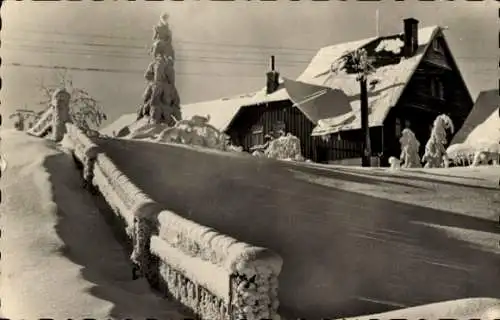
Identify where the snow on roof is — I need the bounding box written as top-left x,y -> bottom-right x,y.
297,26 -> 440,136
450,89 -> 499,145
447,108 -> 500,155
181,84 -> 289,131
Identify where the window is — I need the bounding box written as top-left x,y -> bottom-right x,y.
431,78 -> 445,99
432,39 -> 444,53
395,117 -> 402,137
251,124 -> 264,147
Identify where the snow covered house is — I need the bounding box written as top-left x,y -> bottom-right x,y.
182,18 -> 473,165
294,18 -> 474,165
181,56 -> 323,160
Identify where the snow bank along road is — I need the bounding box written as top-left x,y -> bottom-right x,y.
0,130 -> 189,319
94,137 -> 500,319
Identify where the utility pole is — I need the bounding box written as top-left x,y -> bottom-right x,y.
354,49 -> 372,167
360,76 -> 371,167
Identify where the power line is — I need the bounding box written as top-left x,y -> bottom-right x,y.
8,29 -> 319,53
8,28 -> 498,60
1,44 -> 312,66
4,62 -> 270,78
4,61 -> 495,80
2,37 -> 496,63
2,36 -> 316,57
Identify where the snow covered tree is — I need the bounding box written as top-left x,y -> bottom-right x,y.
137,13 -> 181,126
422,114 -> 454,168
399,128 -> 422,168
11,70 -> 107,133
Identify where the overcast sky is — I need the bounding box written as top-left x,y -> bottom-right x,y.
1,1 -> 497,128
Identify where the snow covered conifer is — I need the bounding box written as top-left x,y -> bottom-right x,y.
138,13 -> 181,126
422,114 -> 454,168
399,128 -> 421,168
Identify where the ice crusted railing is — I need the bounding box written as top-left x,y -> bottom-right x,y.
65,123 -> 100,185
27,107 -> 54,137
64,125 -> 284,320
150,210 -> 283,320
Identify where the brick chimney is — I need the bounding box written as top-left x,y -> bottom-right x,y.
266,55 -> 280,94
403,18 -> 419,57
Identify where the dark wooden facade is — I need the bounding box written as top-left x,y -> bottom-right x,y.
226,100 -> 317,160
226,30 -> 473,166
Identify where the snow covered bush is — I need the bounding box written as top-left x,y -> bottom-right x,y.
388,156 -> 401,170
156,115 -> 239,151
263,133 -> 305,162
422,114 -> 454,168
472,150 -> 500,166
399,128 -> 422,168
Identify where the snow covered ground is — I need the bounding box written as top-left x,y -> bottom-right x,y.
290,162 -> 500,221
346,298 -> 500,320
1,130 -> 499,319
0,130 -> 188,319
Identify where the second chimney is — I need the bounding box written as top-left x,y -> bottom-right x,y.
266,55 -> 280,94
403,18 -> 419,57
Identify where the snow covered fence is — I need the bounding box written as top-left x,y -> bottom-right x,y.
151,210 -> 283,320
65,123 -> 100,184
67,128 -> 283,320
26,107 -> 53,138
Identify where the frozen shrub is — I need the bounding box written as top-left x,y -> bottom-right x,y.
264,133 -> 305,161
422,114 -> 454,168
399,128 -> 421,168
154,115 -> 243,152
388,156 -> 401,170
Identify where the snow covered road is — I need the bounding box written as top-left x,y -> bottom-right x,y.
95,137 -> 500,319
0,131 -> 188,319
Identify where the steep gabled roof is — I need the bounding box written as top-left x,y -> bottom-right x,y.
302,26 -> 441,136
180,24 -> 470,137
181,81 -> 289,131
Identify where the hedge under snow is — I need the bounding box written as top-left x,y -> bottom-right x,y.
256,133 -> 305,161
122,115 -> 243,152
